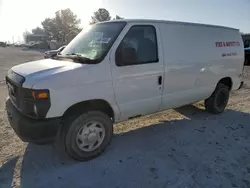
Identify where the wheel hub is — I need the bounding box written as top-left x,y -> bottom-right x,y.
76,121 -> 105,152
87,132 -> 97,143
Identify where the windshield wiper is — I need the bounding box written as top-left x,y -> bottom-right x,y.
66,53 -> 82,56
61,53 -> 94,64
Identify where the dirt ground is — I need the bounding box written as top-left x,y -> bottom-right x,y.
0,48 -> 250,188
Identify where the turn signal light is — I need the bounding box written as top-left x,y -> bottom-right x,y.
37,92 -> 49,99
32,91 -> 49,100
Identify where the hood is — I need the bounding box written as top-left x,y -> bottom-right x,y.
10,58 -> 110,90
12,59 -> 82,77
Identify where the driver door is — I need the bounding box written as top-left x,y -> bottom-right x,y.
110,23 -> 164,121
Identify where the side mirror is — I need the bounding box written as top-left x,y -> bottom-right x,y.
116,47 -> 137,66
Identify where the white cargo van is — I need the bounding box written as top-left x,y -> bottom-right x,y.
6,19 -> 244,161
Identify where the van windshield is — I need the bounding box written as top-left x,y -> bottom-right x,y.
60,22 -> 126,62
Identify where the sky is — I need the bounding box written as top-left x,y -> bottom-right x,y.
0,0 -> 249,42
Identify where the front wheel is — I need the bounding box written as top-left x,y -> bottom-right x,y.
205,83 -> 229,114
61,111 -> 113,161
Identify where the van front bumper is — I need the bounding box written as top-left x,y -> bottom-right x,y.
6,99 -> 61,144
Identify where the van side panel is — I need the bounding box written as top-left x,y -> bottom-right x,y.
159,23 -> 244,110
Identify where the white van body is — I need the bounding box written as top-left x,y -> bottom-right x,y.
6,20 -> 244,160
12,20 -> 244,121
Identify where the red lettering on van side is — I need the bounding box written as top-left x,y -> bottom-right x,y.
216,41 -> 240,47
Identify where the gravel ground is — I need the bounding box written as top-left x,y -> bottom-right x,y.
0,47 -> 44,81
0,48 -> 250,188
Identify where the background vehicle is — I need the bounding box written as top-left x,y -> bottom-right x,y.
0,41 -> 7,47
5,20 -> 244,161
44,45 -> 66,58
245,47 -> 250,66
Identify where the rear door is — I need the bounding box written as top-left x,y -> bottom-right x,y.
109,22 -> 164,121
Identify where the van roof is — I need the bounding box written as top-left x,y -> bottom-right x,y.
102,19 -> 239,31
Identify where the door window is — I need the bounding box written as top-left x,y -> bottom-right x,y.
116,25 -> 158,66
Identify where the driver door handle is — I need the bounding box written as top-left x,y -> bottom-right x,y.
158,76 -> 162,85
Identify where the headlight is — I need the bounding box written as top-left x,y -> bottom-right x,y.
23,89 -> 49,100
22,89 -> 51,118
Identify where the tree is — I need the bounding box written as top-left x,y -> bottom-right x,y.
41,8 -> 81,43
41,18 -> 58,38
90,8 -> 111,24
31,27 -> 45,35
113,15 -> 124,20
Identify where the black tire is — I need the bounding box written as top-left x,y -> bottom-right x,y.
61,111 -> 113,161
205,83 -> 229,114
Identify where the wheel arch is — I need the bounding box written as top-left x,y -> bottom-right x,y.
62,99 -> 115,121
217,77 -> 233,91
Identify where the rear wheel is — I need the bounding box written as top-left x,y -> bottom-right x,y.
61,111 -> 113,161
205,83 -> 229,114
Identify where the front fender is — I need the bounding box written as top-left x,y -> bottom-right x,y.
45,81 -> 121,121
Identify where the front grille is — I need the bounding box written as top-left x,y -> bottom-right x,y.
6,70 -> 25,109
7,81 -> 17,103
6,70 -> 51,119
